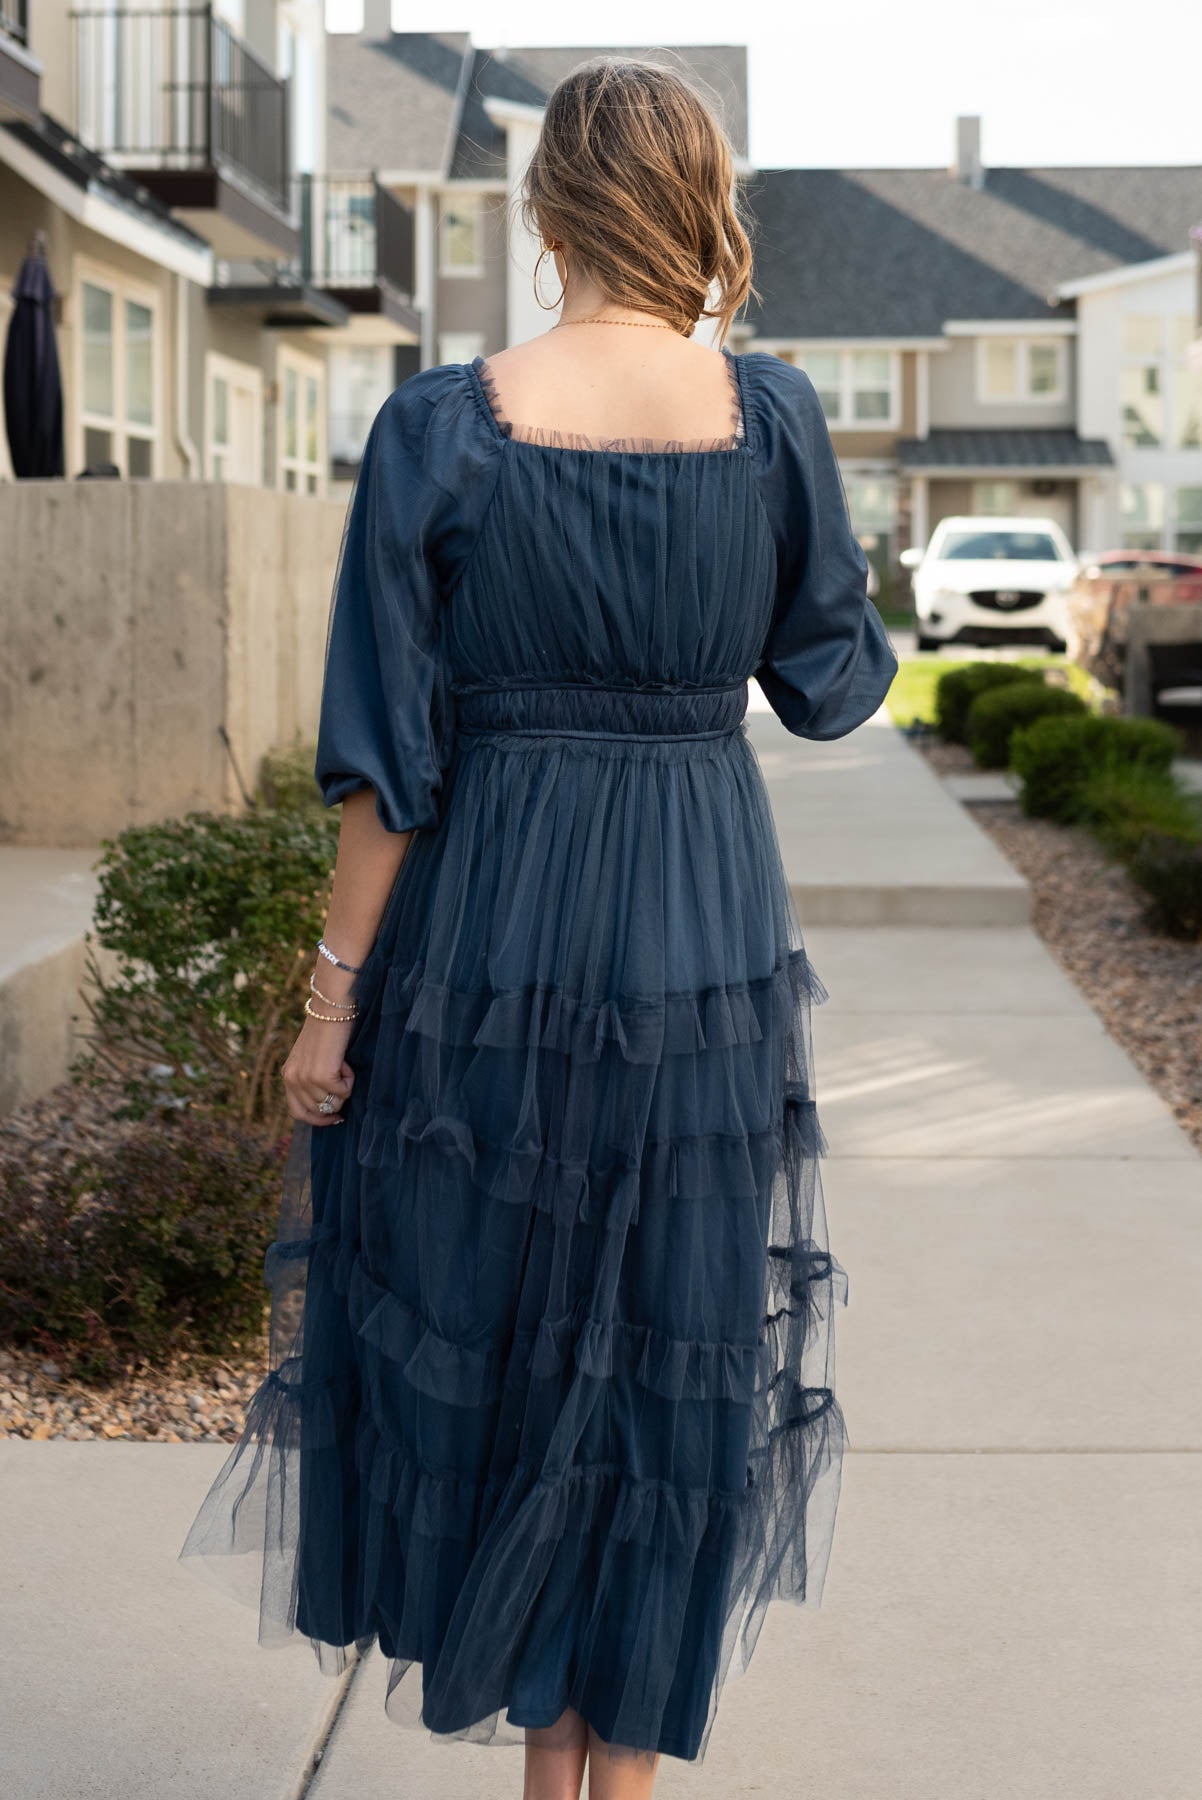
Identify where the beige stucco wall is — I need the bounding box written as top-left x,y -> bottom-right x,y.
0,483 -> 344,846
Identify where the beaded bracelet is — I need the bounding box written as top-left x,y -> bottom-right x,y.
309,971 -> 357,1012
305,995 -> 360,1024
317,937 -> 364,976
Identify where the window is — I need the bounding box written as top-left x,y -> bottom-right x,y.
797,348 -> 900,429
1176,488 -> 1202,555
1122,314 -> 1164,448
850,352 -> 893,421
77,269 -> 159,476
974,481 -> 1021,515
277,349 -> 324,495
842,472 -> 897,589
1120,483 -> 1165,550
1120,312 -> 1202,451
1171,315 -> 1202,451
940,528 -> 1065,563
438,331 -> 485,367
804,351 -> 842,419
329,345 -> 393,466
206,353 -> 263,484
977,336 -> 1066,404
440,193 -> 483,276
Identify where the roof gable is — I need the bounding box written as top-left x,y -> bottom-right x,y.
747,163 -> 1202,339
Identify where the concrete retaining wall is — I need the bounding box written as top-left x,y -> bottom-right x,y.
0,483 -> 345,846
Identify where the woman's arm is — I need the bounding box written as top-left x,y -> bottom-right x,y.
282,788 -> 412,1126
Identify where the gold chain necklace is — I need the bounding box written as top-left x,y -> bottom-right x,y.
554,315 -> 678,332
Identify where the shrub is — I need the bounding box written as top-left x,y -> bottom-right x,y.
1010,714 -> 1182,823
966,681 -> 1087,769
78,807 -> 339,1135
1130,834 -> 1202,941
259,739 -> 324,817
1077,762 -> 1202,862
934,662 -> 1046,744
0,1115 -> 281,1380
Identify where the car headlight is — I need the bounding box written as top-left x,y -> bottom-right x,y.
932,587 -> 967,604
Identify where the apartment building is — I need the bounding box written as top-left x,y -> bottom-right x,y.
746,120 -> 1202,586
0,0 -> 419,490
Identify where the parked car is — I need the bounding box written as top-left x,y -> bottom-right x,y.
900,516 -> 1078,652
1063,550 -> 1202,694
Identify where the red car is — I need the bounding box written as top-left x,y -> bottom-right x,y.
1064,550 -> 1202,694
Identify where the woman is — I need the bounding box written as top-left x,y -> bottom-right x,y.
181,57 -> 897,1797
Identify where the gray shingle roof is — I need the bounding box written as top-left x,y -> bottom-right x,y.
746,165 -> 1202,339
447,50 -> 553,182
897,429 -> 1115,471
330,36 -> 750,182
327,32 -> 472,175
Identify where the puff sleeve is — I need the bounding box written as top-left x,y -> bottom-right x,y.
750,357 -> 898,740
315,368 -> 495,833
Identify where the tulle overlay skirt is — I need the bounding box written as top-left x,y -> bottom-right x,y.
180,689 -> 849,1763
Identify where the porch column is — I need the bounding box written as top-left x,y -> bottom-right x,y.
909,475 -> 929,551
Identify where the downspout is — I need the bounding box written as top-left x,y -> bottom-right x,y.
174,272 -> 200,478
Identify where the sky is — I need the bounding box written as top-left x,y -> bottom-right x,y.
324,0 -> 1202,170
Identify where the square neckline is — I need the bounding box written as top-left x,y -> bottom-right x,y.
467,346 -> 752,460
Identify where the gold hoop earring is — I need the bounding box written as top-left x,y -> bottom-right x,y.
533,244 -> 565,312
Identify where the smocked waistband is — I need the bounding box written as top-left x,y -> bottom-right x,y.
454,682 -> 749,740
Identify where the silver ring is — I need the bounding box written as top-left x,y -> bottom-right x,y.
317,1093 -> 339,1115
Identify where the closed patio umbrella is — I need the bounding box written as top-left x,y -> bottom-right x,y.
4,233 -> 64,479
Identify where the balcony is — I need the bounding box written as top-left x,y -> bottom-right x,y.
72,4 -> 296,259
208,174 -> 420,341
297,175 -> 419,336
0,0 -> 41,124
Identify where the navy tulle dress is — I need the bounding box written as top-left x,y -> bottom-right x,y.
181,347 -> 898,1762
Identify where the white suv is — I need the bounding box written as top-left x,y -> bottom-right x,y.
902,516 -> 1078,652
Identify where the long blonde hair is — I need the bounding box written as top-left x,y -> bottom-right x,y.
519,56 -> 757,345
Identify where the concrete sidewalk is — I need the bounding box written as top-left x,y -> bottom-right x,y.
2,710 -> 1199,1799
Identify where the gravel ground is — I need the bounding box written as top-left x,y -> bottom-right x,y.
906,727 -> 1202,1150
0,1082 -> 267,1443
971,799 -> 1202,1151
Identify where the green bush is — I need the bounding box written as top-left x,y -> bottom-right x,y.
259,739 -> 324,816
1078,762 -> 1202,862
1130,835 -> 1202,941
966,681 -> 1087,770
1010,714 -> 1182,823
78,807 -> 339,1135
0,1116 -> 280,1380
934,662 -> 1046,744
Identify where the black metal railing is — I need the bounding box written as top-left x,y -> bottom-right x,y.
1,0 -> 29,46
73,5 -> 289,212
297,175 -> 414,295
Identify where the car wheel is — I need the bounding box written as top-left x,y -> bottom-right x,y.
916,632 -> 942,652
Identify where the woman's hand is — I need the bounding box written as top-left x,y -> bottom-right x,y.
283,1014 -> 356,1126
280,787 -> 415,1128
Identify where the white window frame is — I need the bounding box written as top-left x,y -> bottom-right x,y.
975,336 -> 1066,406
205,351 -> 264,485
276,345 -> 326,497
73,256 -> 161,478
439,191 -> 484,278
796,346 -> 901,431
